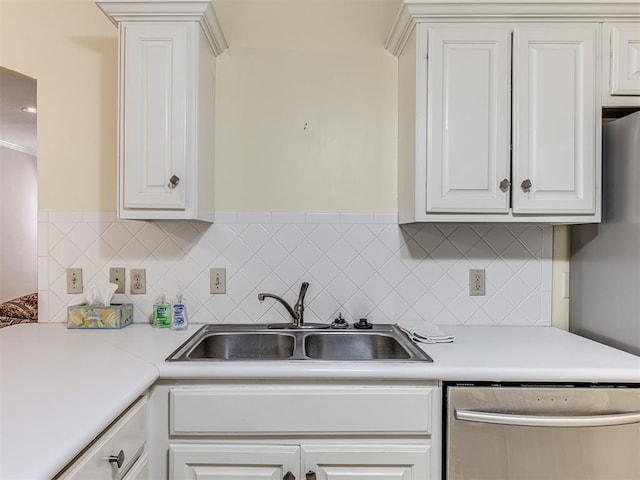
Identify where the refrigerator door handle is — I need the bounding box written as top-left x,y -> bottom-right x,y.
454,409 -> 640,427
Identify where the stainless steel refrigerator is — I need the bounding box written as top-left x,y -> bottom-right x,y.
570,110 -> 640,356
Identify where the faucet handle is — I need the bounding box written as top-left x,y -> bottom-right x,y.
331,313 -> 349,329
298,281 -> 309,300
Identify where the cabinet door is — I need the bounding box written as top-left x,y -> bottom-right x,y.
55,396 -> 147,480
169,444 -> 299,480
512,25 -> 598,215
609,24 -> 640,96
302,443 -> 430,480
426,27 -> 511,213
122,452 -> 148,480
121,22 -> 191,211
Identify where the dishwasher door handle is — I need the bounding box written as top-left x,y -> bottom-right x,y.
454,409 -> 640,427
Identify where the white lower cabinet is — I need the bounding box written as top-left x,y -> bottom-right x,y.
302,443 -> 429,479
55,395 -> 148,480
170,444 -> 299,479
122,452 -> 148,480
170,442 -> 429,480
149,382 -> 440,480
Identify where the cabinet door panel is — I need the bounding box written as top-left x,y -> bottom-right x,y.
512,25 -> 597,214
122,22 -> 190,210
122,452 -> 148,480
56,396 -> 147,480
170,444 -> 299,480
610,24 -> 640,95
302,444 -> 430,480
426,28 -> 511,213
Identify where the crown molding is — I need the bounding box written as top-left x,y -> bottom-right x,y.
0,140 -> 37,157
95,0 -> 228,55
386,0 -> 640,56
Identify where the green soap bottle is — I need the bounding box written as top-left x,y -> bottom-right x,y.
153,294 -> 171,328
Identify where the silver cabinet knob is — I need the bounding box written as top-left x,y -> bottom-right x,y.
521,179 -> 532,192
499,178 -> 510,192
306,472 -> 317,480
168,175 -> 180,189
284,472 -> 296,480
108,450 -> 125,469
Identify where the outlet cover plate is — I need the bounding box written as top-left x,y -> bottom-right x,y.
469,269 -> 486,296
130,269 -> 146,295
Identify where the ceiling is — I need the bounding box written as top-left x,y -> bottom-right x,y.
0,67 -> 37,156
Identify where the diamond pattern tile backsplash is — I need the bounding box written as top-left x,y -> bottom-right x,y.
38,212 -> 552,326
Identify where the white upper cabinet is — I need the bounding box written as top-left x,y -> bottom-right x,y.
602,23 -> 640,106
385,1 -> 638,224
426,28 -> 512,214
96,1 -> 228,221
512,26 -> 597,215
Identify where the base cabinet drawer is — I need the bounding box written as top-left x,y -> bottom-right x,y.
55,395 -> 147,480
169,385 -> 433,435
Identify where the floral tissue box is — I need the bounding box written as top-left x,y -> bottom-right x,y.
67,303 -> 133,329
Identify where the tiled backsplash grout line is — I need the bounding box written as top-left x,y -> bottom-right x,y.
38,212 -> 552,327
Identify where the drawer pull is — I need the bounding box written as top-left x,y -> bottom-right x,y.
283,472 -> 296,480
306,471 -> 317,480
108,450 -> 125,469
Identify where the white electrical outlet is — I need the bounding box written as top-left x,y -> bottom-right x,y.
66,268 -> 83,294
210,268 -> 226,294
109,267 -> 126,294
130,269 -> 146,294
469,269 -> 486,296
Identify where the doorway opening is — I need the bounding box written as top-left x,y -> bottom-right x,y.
0,66 -> 38,326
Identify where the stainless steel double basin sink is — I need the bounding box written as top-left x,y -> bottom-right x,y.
166,324 -> 433,362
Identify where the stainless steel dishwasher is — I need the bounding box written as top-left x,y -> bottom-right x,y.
445,383 -> 640,479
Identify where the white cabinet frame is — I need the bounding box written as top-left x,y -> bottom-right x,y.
603,23 -> 640,107
387,1 -> 640,224
96,1 -> 227,221
512,25 -> 598,215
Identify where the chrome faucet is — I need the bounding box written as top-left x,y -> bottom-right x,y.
258,282 -> 310,328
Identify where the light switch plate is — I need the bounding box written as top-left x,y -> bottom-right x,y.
109,267 -> 126,294
66,268 -> 83,294
210,268 -> 226,294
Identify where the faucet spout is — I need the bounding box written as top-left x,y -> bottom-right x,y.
258,281 -> 310,327
257,293 -> 298,322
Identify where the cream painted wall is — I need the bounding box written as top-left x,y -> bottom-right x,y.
212,0 -> 400,212
0,0 -> 400,213
0,0 -> 118,212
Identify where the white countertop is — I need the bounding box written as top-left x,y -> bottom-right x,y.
1,323 -> 638,479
